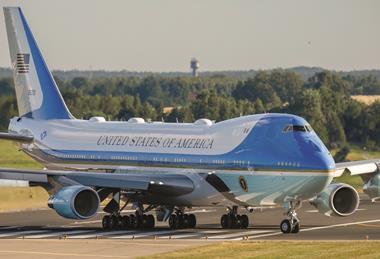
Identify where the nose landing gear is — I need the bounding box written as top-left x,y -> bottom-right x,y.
220,206 -> 249,229
280,200 -> 301,234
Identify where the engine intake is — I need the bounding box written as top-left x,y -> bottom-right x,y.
48,185 -> 100,220
310,183 -> 359,217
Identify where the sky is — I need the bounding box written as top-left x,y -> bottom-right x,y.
0,0 -> 379,72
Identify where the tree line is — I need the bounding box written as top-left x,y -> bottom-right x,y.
0,70 -> 379,152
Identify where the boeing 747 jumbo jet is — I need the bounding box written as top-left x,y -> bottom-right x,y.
0,7 -> 379,234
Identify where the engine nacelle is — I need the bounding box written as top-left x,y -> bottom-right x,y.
363,173 -> 380,200
310,183 -> 359,217
48,185 -> 100,220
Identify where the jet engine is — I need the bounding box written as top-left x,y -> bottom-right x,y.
363,173 -> 380,201
310,183 -> 359,217
48,185 -> 100,219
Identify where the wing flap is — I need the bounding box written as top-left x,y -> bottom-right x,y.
0,167 -> 194,196
0,170 -> 47,182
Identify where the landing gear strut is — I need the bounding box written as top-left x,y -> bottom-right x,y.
220,206 -> 249,229
280,200 -> 301,234
168,211 -> 196,229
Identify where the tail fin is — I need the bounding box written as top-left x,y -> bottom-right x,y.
4,7 -> 73,120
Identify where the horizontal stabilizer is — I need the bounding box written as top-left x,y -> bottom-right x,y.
0,132 -> 33,143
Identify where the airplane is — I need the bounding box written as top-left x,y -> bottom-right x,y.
0,7 -> 379,234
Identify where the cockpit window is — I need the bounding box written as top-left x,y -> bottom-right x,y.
282,125 -> 293,132
305,125 -> 313,132
293,125 -> 307,132
283,124 -> 313,133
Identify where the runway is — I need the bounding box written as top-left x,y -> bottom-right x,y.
0,196 -> 380,258
1,195 -> 380,241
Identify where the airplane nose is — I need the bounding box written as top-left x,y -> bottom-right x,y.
294,133 -> 335,172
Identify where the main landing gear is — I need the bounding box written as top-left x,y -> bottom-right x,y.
280,200 -> 301,234
220,206 -> 249,229
100,190 -> 156,230
102,213 -> 155,230
168,211 -> 196,229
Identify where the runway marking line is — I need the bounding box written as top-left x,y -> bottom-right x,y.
110,229 -> 180,239
244,218 -> 380,240
0,250 -> 131,258
209,229 -> 274,239
159,233 -> 200,239
358,223 -> 380,228
68,230 -> 133,239
301,219 -> 380,232
0,226 -> 20,230
25,230 -> 96,239
233,231 -> 282,240
0,230 -> 50,238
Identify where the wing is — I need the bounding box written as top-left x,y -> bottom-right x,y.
0,132 -> 34,143
0,167 -> 194,196
334,159 -> 380,178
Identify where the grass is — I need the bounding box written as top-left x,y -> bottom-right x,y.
0,140 -> 47,210
0,187 -> 48,211
0,140 -> 42,169
144,241 -> 380,259
345,145 -> 380,161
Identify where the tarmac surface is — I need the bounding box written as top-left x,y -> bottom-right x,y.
0,195 -> 380,258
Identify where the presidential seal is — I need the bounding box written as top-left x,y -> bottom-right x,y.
239,176 -> 248,192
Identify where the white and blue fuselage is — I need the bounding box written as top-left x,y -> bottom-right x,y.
9,113 -> 335,207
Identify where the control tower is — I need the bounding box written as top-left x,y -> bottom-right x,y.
190,58 -> 199,77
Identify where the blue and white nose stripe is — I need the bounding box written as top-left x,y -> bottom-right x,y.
231,114 -> 336,172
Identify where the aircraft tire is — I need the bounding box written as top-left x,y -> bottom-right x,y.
291,221 -> 300,233
183,214 -> 189,228
280,219 -> 292,234
169,214 -> 178,229
102,215 -> 111,229
121,215 -> 130,229
130,214 -> 137,229
136,214 -> 144,228
236,215 -> 242,228
142,214 -> 149,229
230,214 -> 237,228
221,214 -> 230,229
240,214 -> 249,229
177,214 -> 185,228
109,215 -> 119,229
188,214 -> 196,228
147,214 -> 155,228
